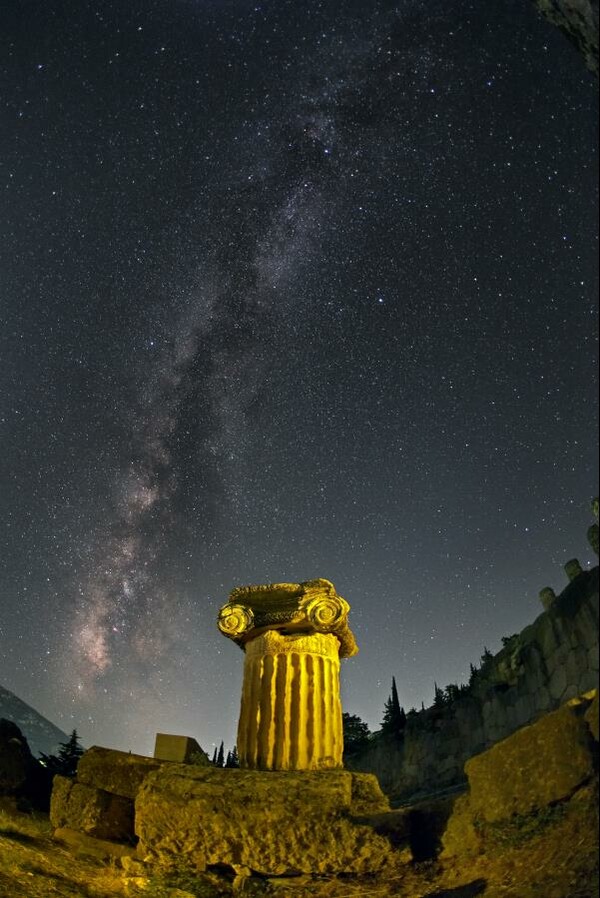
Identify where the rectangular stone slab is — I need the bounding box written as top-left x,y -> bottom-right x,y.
153,733 -> 207,764
50,775 -> 134,841
135,767 -> 399,876
77,746 -> 165,800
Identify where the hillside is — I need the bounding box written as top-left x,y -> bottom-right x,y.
0,686 -> 70,758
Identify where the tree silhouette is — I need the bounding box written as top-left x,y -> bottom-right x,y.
225,746 -> 240,768
39,730 -> 84,778
480,647 -> 494,665
380,677 -> 406,742
342,713 -> 371,758
444,683 -> 460,703
433,682 -> 446,708
216,741 -> 225,768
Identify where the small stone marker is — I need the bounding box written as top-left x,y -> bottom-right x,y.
539,586 -> 556,610
564,558 -> 583,582
153,733 -> 206,763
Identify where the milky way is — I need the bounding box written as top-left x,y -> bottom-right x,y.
69,6 -> 397,690
0,0 -> 597,755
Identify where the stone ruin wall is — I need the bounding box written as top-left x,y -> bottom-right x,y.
351,565 -> 599,801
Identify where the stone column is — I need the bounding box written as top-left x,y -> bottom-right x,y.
217,578 -> 357,771
238,630 -> 343,770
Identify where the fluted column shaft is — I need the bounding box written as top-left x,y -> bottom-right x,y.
237,630 -> 343,770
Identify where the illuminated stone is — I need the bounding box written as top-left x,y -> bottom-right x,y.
153,734 -> 208,764
135,767 -> 398,875
218,578 -> 357,770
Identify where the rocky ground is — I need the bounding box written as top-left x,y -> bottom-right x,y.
1,777 -> 598,898
2,690 -> 598,898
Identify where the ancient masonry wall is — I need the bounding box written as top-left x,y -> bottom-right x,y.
352,566 -> 599,800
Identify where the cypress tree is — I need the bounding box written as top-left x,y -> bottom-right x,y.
380,677 -> 406,741
433,682 -> 446,708
225,746 -> 240,768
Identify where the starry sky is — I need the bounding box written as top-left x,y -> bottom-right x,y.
0,0 -> 598,758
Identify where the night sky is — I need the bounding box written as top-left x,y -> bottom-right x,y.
1,0 -> 598,758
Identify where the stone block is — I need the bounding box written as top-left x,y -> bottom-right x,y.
348,771 -> 390,814
468,727 -> 484,748
440,794 -> 482,858
564,558 -> 583,582
437,755 -> 460,779
513,695 -> 533,729
50,775 -> 134,841
54,826 -> 137,860
539,587 -> 557,612
578,668 -> 598,695
533,685 -> 551,713
153,734 -> 209,764
464,699 -> 595,823
135,766 -> 399,875
77,746 -> 165,800
548,665 -> 568,702
442,738 -> 460,757
562,683 -> 581,702
520,649 -> 548,692
584,690 -> 598,742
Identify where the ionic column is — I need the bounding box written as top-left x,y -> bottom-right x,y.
217,578 -> 358,771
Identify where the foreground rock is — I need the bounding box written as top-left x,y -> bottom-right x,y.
0,718 -> 52,809
0,718 -> 35,795
442,689 -> 598,855
50,746 -> 170,844
50,776 -> 134,841
136,767 -> 402,875
77,746 -> 165,799
464,692 -> 596,823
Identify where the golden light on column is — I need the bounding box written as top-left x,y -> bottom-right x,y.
217,579 -> 358,771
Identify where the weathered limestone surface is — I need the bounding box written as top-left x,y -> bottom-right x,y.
136,767 -> 399,875
54,826 -> 137,861
50,775 -> 134,841
77,746 -> 165,800
464,695 -> 596,823
352,567 -> 598,800
239,631 -> 343,770
442,690 -> 599,856
219,578 -> 358,658
440,793 -> 482,858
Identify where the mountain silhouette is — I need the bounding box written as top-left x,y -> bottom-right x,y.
0,684 -> 70,758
